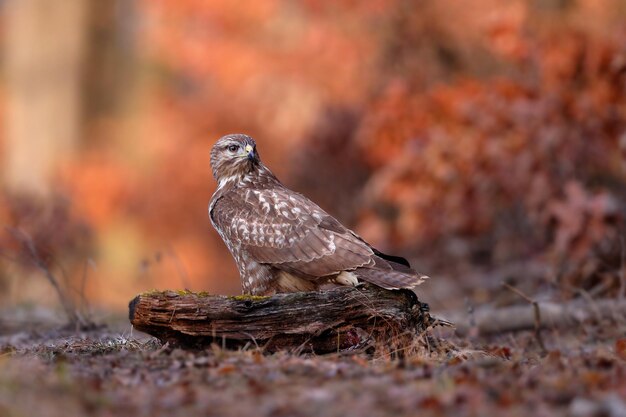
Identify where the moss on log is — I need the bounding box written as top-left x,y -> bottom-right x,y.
129,285 -> 440,353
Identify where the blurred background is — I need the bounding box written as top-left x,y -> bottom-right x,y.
0,0 -> 625,316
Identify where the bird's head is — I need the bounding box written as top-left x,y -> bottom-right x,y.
210,134 -> 261,184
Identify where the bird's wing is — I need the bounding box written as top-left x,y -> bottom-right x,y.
211,186 -> 375,278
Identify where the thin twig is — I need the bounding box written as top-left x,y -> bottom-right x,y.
614,234 -> 626,325
4,227 -> 88,328
502,282 -> 547,353
165,246 -> 191,290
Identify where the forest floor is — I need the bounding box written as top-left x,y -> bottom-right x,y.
1,293 -> 625,417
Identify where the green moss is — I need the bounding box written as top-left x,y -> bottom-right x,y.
141,289 -> 165,296
228,294 -> 269,301
140,289 -> 213,297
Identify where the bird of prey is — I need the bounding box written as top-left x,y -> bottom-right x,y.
209,134 -> 429,296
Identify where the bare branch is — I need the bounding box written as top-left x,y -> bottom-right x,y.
4,227 -> 91,328
449,298 -> 626,337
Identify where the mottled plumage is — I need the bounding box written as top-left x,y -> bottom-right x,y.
209,134 -> 429,295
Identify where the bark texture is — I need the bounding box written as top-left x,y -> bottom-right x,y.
129,285 -> 440,353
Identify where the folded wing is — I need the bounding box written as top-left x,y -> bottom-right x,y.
211,185 -> 426,289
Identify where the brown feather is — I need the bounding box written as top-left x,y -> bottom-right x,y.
209,134 -> 429,295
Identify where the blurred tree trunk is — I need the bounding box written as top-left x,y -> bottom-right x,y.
83,0 -> 137,128
3,0 -> 135,196
4,0 -> 90,196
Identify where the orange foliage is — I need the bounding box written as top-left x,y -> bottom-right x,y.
354,26 -> 626,292
3,0 -> 626,308
59,150 -> 137,230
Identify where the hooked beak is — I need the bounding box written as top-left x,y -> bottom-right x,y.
244,144 -> 255,161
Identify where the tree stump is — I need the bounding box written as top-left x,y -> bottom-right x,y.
128,285 -> 441,353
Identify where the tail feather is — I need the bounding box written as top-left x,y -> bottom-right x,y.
354,266 -> 428,290
371,248 -> 411,268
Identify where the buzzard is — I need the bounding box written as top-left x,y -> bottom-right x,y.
209,134 -> 429,296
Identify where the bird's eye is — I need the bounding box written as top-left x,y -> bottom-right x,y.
227,144 -> 239,152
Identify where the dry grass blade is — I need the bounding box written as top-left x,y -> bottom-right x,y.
4,227 -> 93,330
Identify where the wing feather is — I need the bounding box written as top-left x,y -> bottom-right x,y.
212,186 -> 373,278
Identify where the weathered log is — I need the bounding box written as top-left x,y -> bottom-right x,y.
448,298 -> 626,336
128,285 -> 440,353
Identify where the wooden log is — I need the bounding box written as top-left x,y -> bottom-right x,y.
449,298 -> 626,337
128,285 -> 440,353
